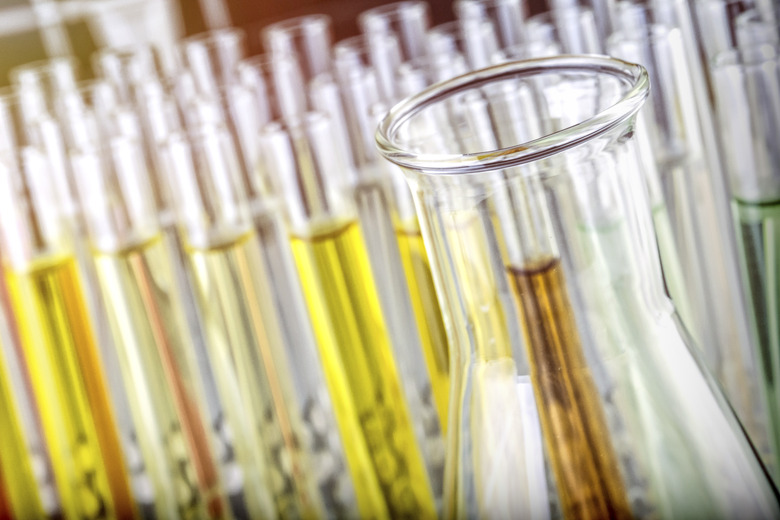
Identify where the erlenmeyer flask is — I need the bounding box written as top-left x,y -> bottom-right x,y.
376,56 -> 780,519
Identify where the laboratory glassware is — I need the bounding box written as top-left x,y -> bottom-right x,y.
166,124 -> 328,519
215,63 -> 374,518
0,317 -> 49,518
259,114 -> 438,519
72,134 -> 231,520
608,5 -> 769,468
712,43 -> 780,479
0,147 -> 138,519
376,55 -> 780,520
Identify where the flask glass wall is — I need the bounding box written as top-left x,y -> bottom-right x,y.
376,56 -> 780,520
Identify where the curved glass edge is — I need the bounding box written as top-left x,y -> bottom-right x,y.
375,54 -> 650,175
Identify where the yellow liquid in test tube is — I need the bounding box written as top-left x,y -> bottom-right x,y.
396,219 -> 450,430
5,255 -> 137,520
291,219 -> 437,519
93,235 -> 226,519
0,337 -> 45,518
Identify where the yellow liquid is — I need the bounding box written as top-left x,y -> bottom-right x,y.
291,220 -> 437,519
508,259 -> 631,520
0,338 -> 45,518
94,236 -> 226,519
396,220 -> 450,430
187,232 -> 317,519
4,255 -> 137,520
447,212 -> 515,361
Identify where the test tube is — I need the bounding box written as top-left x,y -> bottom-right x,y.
331,35 -> 447,475
425,22 -> 470,83
262,14 -> 333,83
526,6 -> 603,54
259,114 -> 438,519
222,69 -> 371,518
338,51 -> 450,427
0,315 -> 50,518
359,1 -> 431,64
133,83 -> 257,514
72,134 -> 233,519
0,147 -> 137,519
179,29 -> 246,100
93,45 -> 163,106
166,124 -> 322,519
358,1 -> 431,102
1,83 -> 152,517
454,0 -> 524,69
712,43 -> 780,475
11,57 -> 79,129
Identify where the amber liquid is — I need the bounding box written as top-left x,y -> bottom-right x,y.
507,258 -> 631,520
396,222 -> 450,429
291,220 -> 436,519
5,256 -> 136,520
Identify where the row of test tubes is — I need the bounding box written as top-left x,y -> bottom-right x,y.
0,0 -> 777,518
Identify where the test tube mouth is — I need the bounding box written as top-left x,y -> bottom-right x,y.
376,55 -> 649,175
262,14 -> 332,43
10,57 -> 79,88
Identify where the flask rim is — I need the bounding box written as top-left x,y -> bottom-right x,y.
375,54 -> 649,175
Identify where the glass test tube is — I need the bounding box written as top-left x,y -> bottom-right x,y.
333,43 -> 451,433
133,82 -> 256,515
166,125 -> 321,520
425,23 -> 471,83
0,148 -> 137,519
262,14 -> 333,83
0,322 -> 48,518
454,0 -> 525,69
223,72 -> 368,517
712,44 -> 780,474
526,6 -> 603,54
259,114 -> 437,519
358,1 -> 431,103
179,29 -> 246,100
72,134 -> 231,520
8,66 -> 146,484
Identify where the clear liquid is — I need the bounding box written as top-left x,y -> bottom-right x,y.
0,337 -> 45,518
93,236 -> 227,519
5,255 -> 137,520
733,199 -> 780,462
290,220 -> 437,519
396,221 -> 450,431
187,232 -> 318,519
507,258 -> 632,520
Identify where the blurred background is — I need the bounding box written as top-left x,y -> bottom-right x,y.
0,0 -> 451,86
0,0 -> 561,87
